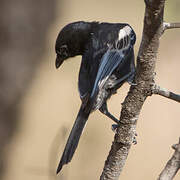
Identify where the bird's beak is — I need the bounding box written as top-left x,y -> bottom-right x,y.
55,56 -> 64,69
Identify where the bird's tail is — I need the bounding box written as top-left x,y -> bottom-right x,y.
56,105 -> 90,174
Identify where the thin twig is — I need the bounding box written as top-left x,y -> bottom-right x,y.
163,22 -> 180,32
157,138 -> 180,180
152,84 -> 180,103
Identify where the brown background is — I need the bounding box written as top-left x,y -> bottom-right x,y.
2,0 -> 180,180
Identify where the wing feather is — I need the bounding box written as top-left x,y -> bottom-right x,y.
91,49 -> 125,97
90,25 -> 135,100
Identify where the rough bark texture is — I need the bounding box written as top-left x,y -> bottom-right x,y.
0,0 -> 56,179
100,0 -> 165,179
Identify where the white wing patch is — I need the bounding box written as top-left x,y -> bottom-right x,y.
118,28 -> 126,40
117,25 -> 132,50
118,25 -> 132,40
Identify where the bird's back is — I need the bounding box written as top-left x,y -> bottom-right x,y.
78,22 -> 135,111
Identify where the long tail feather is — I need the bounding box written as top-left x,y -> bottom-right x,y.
56,105 -> 90,174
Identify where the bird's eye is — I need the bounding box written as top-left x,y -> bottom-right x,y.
56,45 -> 69,58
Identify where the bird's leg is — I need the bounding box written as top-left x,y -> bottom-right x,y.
127,70 -> 137,86
99,103 -> 119,124
99,103 -> 119,132
99,103 -> 138,142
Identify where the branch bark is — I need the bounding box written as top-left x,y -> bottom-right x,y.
157,138 -> 180,180
100,0 -> 165,179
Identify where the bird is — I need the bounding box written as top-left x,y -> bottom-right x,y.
55,21 -> 136,174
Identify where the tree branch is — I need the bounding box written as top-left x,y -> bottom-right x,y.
152,84 -> 180,103
163,22 -> 180,31
100,0 -> 165,179
157,138 -> 180,180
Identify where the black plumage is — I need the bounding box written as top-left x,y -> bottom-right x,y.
55,21 -> 136,173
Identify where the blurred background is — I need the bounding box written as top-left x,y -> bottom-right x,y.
0,0 -> 180,180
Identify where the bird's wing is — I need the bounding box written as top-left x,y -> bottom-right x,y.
78,56 -> 92,100
90,48 -> 130,98
90,25 -> 135,99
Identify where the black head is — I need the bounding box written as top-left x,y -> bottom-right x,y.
55,21 -> 95,68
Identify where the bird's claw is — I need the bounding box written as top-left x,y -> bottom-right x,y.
128,81 -> 137,86
132,132 -> 138,144
111,124 -> 118,133
132,136 -> 137,145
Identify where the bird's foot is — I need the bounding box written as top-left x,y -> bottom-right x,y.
133,137 -> 137,145
111,124 -> 119,132
132,132 -> 138,145
128,81 -> 137,86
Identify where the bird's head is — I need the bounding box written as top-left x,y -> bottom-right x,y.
55,21 -> 95,68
